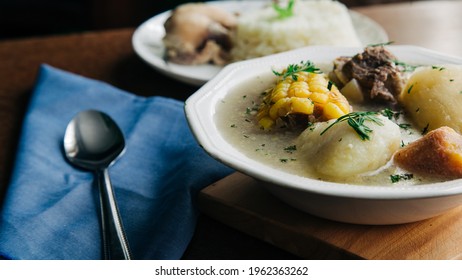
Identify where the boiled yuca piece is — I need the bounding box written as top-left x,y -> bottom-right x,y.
297,114 -> 401,178
400,65 -> 462,133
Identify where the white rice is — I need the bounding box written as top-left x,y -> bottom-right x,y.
231,0 -> 362,61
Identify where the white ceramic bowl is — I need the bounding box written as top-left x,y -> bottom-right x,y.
185,45 -> 462,225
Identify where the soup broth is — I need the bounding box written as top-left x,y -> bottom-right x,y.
215,63 -> 446,186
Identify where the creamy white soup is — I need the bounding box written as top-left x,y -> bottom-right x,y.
215,63 -> 447,186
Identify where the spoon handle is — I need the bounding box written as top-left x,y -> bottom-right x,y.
97,169 -> 132,260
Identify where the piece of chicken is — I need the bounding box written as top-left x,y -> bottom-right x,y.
163,3 -> 237,65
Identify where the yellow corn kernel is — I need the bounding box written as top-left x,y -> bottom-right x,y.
310,92 -> 329,104
269,98 -> 290,119
271,90 -> 288,103
308,76 -> 329,93
256,106 -> 270,120
290,97 -> 314,115
323,103 -> 345,119
258,117 -> 274,130
328,90 -> 350,113
334,100 -> 350,114
293,71 -> 311,82
288,81 -> 310,98
271,82 -> 290,102
309,84 -> 329,94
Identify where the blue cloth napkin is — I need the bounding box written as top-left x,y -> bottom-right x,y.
0,65 -> 233,260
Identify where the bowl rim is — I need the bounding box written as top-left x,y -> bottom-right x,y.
185,45 -> 462,200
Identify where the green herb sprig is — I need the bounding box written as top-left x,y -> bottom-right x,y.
320,112 -> 384,141
272,0 -> 295,19
367,41 -> 395,47
272,60 -> 321,81
380,108 -> 400,120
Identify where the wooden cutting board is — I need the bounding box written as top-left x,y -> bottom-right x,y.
199,172 -> 462,259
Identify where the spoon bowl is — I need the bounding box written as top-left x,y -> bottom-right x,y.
64,109 -> 132,260
64,110 -> 125,169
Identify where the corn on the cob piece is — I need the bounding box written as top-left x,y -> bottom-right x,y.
257,62 -> 351,130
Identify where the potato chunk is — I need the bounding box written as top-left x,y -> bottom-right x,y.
394,126 -> 462,178
297,115 -> 401,178
399,65 -> 462,133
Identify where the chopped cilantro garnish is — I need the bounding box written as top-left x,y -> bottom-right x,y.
407,84 -> 414,94
398,123 -> 412,130
421,123 -> 430,135
280,158 -> 296,163
273,60 -> 321,81
392,60 -> 419,72
327,80 -> 333,91
380,108 -> 401,120
390,173 -> 413,183
432,66 -> 445,71
284,145 -> 297,153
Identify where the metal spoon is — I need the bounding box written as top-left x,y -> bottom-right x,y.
64,109 -> 132,260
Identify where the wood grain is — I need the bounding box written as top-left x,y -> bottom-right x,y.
200,172 -> 462,259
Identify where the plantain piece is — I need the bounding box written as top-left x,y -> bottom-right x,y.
257,61 -> 351,130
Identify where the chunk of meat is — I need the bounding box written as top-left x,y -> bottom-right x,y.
394,126 -> 462,178
163,3 -> 237,65
332,46 -> 405,103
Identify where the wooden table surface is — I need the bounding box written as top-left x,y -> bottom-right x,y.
0,0 -> 461,260
198,0 -> 462,260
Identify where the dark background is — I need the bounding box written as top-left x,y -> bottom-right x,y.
0,0 -> 416,39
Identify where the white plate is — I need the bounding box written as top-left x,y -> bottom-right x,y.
132,0 -> 388,86
185,45 -> 462,225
